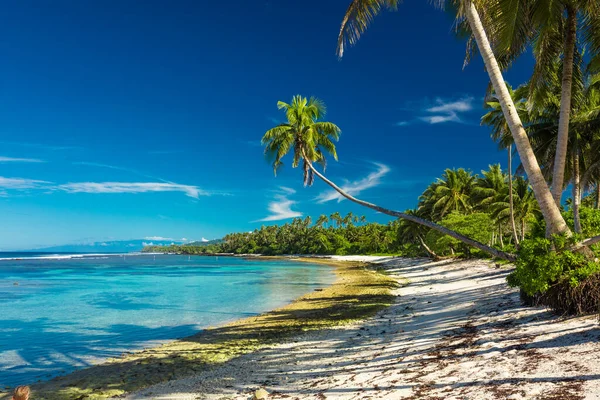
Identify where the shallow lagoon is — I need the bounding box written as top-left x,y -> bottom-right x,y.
0,254 -> 334,387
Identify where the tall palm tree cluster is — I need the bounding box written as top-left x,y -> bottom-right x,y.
414,166 -> 539,254
254,0 -> 600,312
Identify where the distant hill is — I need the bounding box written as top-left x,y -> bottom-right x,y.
187,239 -> 223,246
28,239 -> 188,253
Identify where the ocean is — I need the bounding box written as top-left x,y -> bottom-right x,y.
0,253 -> 334,387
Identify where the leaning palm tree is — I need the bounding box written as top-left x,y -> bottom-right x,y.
262,95 -> 341,187
263,95 -> 516,260
483,0 -> 600,207
336,0 -> 573,241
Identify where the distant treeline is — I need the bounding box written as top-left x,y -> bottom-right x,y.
142,213 -> 415,256
143,164 -> 600,258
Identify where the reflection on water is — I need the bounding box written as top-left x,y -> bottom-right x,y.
0,255 -> 333,387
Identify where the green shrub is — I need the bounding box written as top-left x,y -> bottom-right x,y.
425,212 -> 494,257
564,206 -> 600,237
508,236 -> 600,296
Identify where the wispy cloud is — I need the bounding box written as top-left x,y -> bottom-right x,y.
145,236 -> 175,241
395,96 -> 475,127
58,182 -> 207,199
0,156 -> 45,163
316,163 -> 390,203
0,176 -> 51,190
426,98 -> 474,114
0,141 -> 80,151
144,236 -> 189,242
257,186 -> 303,222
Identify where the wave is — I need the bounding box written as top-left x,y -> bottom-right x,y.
0,252 -> 151,261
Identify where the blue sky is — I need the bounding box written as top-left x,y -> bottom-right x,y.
0,0 -> 535,250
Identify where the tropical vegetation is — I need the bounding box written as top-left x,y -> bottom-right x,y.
147,0 -> 600,315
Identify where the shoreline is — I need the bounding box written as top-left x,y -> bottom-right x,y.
122,256 -> 600,400
8,256 -> 397,400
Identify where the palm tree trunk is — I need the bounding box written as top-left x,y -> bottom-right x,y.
464,1 -> 571,238
302,153 -> 517,261
573,138 -> 582,234
596,184 -> 600,210
551,5 -> 578,207
508,145 -> 520,246
418,235 -> 438,259
499,226 -> 504,248
521,219 -> 526,242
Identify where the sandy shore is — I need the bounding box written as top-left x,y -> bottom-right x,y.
123,256 -> 600,400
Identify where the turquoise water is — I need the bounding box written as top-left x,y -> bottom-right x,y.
0,254 -> 334,387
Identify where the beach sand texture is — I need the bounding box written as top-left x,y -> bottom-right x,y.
124,256 -> 600,399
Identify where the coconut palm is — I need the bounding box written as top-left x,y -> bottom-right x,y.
481,84 -> 529,245
263,95 -> 516,260
336,0 -> 571,240
432,169 -> 476,219
473,165 -> 506,209
518,59 -> 600,234
484,0 -> 600,206
491,177 -> 540,242
262,95 -> 341,187
315,214 -> 329,228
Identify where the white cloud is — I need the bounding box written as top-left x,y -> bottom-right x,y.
145,236 -> 175,241
395,96 -> 475,127
426,97 -> 474,113
0,156 -> 45,163
279,186 -> 296,195
0,176 -> 51,190
58,182 -> 206,199
316,162 -> 390,203
257,187 -> 302,222
419,113 -> 461,124
200,237 -> 209,242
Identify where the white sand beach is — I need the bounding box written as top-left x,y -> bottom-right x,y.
123,256 -> 600,399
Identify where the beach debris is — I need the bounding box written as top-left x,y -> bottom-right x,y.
253,388 -> 269,399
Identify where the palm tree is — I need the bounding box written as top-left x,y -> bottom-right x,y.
490,177 -> 540,242
481,85 -> 529,245
262,95 -> 341,186
330,212 -> 343,228
432,169 -> 476,219
473,165 -> 506,209
316,214 -> 329,228
336,0 -> 572,240
473,164 -> 509,245
263,95 -> 516,261
484,0 -> 600,207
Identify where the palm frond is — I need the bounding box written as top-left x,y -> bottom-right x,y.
337,0 -> 399,58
